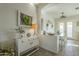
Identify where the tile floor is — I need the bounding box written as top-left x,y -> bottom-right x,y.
58,40 -> 79,56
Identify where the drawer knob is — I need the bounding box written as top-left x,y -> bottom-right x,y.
28,39 -> 30,41
22,40 -> 24,43
21,35 -> 23,38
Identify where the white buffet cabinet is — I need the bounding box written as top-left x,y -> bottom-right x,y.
15,31 -> 39,56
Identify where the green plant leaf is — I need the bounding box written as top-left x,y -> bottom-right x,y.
23,16 -> 29,25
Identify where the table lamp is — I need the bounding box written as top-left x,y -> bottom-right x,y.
31,23 -> 37,34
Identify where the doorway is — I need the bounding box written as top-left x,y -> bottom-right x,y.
59,22 -> 73,39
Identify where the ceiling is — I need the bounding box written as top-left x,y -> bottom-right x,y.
35,3 -> 48,9
42,3 -> 79,18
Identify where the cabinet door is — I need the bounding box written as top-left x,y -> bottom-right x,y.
31,37 -> 39,47
27,38 -> 33,47
18,39 -> 25,53
24,38 -> 31,50
19,39 -> 32,52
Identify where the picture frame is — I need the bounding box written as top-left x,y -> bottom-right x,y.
17,10 -> 32,27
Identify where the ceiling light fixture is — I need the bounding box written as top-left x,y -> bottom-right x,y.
60,12 -> 66,18
75,7 -> 79,10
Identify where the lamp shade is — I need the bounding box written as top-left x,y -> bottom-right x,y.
32,24 -> 37,29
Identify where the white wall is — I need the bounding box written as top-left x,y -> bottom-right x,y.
0,3 -> 37,50
41,12 -> 55,33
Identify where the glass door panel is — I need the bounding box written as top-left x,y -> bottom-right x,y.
67,22 -> 72,38
59,23 -> 64,37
